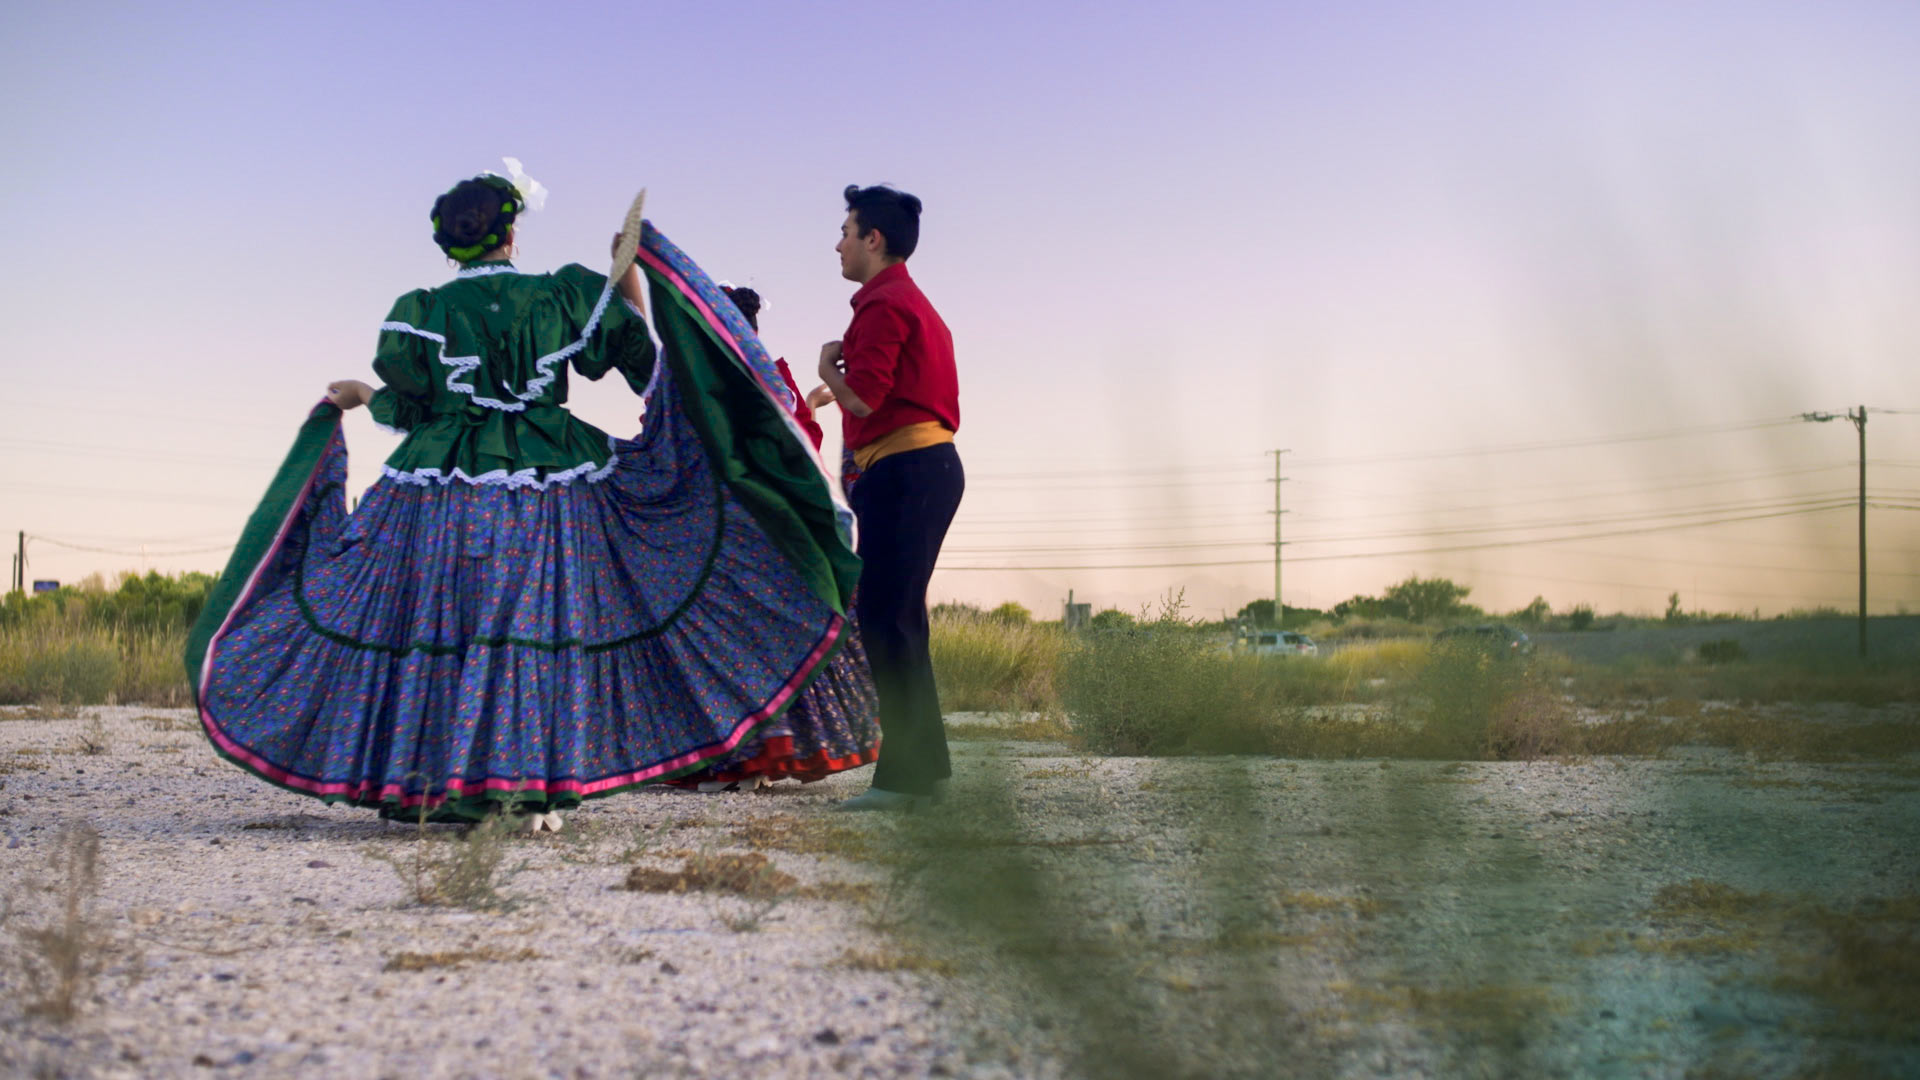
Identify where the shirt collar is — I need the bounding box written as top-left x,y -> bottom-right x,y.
455,261 -> 519,279
850,261 -> 911,306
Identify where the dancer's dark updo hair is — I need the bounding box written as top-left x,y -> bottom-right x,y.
431,175 -> 524,262
722,286 -> 762,331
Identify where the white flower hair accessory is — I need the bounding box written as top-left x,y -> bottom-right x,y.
499,157 -> 548,212
715,280 -> 771,313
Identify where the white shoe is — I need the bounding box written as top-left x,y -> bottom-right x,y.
695,776 -> 769,794
523,811 -> 564,833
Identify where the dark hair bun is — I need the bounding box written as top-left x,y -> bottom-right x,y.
430,176 -> 522,262
721,286 -> 762,330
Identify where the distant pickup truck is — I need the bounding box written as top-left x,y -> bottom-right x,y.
1235,630 -> 1319,658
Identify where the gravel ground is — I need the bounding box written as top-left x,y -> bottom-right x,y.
2,706 -> 1917,1079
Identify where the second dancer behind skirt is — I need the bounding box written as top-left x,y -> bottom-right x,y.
662,286 -> 881,792
185,166 -> 871,827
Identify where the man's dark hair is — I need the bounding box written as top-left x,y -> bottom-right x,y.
843,184 -> 921,260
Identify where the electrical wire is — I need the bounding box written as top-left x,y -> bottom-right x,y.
941,494 -> 1861,555
1288,416 -> 1805,468
28,535 -> 235,557
935,502 -> 1851,571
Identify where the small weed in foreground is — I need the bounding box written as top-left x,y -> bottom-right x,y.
73,716 -> 111,756
6,823 -> 107,1023
363,802 -> 529,910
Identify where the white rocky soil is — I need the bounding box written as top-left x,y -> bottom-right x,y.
2,706 -> 1916,1079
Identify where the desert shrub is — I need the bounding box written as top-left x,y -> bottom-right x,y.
1697,639 -> 1747,665
1063,594 -> 1354,755
929,609 -> 1064,713
988,601 -> 1033,625
1403,645 -> 1575,760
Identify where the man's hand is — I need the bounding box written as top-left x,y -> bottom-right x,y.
805,384 -> 837,411
814,342 -> 872,417
325,380 -> 373,410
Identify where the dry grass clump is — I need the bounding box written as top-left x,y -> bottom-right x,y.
6,823 -> 108,1023
0,749 -> 49,775
382,946 -> 540,972
623,851 -> 797,900
1615,879 -> 1920,1039
1338,981 -> 1564,1039
731,813 -> 878,862
0,706 -> 78,722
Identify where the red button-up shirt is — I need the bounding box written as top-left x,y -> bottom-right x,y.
839,263 -> 959,451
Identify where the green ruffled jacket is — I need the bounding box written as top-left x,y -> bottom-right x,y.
368,262 -> 655,485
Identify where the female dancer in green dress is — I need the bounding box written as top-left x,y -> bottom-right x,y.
188,165 -> 874,828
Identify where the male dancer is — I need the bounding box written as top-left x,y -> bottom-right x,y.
813,184 -> 963,812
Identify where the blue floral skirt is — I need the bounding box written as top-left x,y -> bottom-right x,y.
191,358 -> 878,820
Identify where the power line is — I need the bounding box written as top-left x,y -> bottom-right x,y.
0,438 -> 268,469
1288,416 -> 1805,468
936,502 -> 1850,571
0,482 -> 252,508
942,494 -> 1862,555
27,535 -> 235,557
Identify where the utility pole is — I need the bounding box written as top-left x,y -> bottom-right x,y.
13,531 -> 23,596
1268,449 -> 1289,628
1800,407 -> 1868,657
1855,405 -> 1867,659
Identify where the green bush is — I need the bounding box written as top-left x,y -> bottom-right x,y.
1404,645 -> 1575,760
1698,639 -> 1748,665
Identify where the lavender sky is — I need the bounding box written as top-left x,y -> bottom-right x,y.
4,1 -> 1919,619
